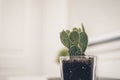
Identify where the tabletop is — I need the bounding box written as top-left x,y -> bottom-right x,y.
48,77 -> 120,80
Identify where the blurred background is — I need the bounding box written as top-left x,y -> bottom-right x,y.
0,0 -> 120,80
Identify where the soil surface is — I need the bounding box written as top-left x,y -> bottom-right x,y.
62,57 -> 94,80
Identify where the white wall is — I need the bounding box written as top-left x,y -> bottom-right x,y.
0,0 -> 68,78
68,0 -> 120,37
0,0 -> 25,77
24,0 -> 44,75
67,0 -> 120,78
41,0 -> 68,76
0,0 -> 44,78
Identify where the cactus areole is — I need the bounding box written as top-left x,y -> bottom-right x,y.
60,24 -> 88,56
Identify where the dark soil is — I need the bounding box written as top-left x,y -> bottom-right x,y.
62,57 -> 94,80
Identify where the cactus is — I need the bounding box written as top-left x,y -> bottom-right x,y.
60,24 -> 88,56
60,30 -> 70,48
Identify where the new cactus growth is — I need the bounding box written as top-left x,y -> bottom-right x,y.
60,24 -> 88,56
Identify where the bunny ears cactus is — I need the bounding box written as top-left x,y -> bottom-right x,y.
60,24 -> 88,56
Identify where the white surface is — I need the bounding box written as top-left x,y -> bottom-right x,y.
68,0 -> 120,38
0,0 -> 67,78
8,76 -> 47,80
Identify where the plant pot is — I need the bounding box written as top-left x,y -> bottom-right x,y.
60,56 -> 96,80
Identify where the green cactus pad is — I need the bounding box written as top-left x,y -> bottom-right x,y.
69,31 -> 79,46
60,30 -> 70,48
69,45 -> 81,56
79,32 -> 88,52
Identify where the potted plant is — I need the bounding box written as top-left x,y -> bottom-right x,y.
59,24 -> 96,80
